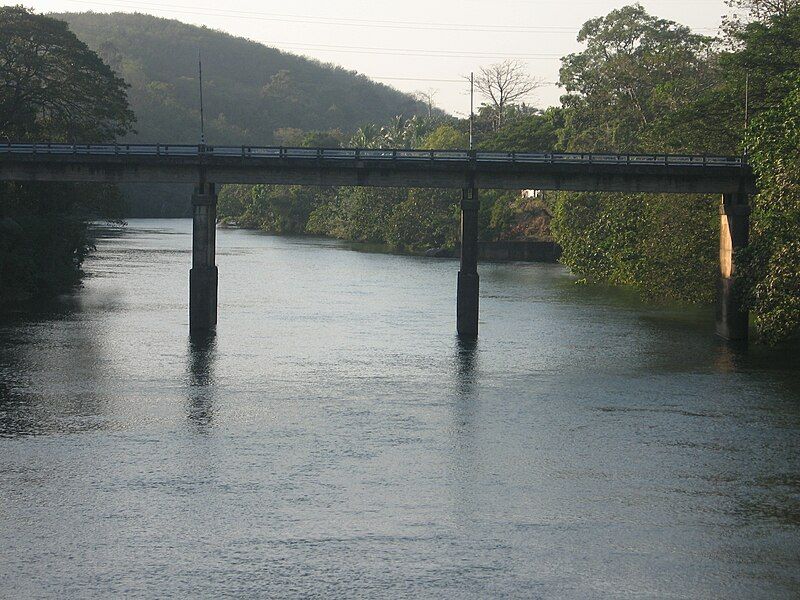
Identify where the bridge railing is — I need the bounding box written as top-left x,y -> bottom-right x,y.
0,142 -> 746,167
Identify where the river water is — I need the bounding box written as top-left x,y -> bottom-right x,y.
1,219 -> 798,598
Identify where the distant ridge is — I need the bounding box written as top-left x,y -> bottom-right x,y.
54,12 -> 429,144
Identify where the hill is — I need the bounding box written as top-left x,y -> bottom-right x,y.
54,12 -> 429,215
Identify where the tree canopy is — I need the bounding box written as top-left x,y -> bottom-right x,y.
0,6 -> 134,142
0,7 -> 132,307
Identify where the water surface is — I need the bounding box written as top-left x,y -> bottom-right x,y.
1,219 -> 798,598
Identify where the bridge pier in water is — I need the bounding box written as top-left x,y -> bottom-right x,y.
457,186 -> 480,338
190,182 -> 218,331
716,192 -> 750,341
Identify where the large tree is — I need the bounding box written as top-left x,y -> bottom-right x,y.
559,4 -> 717,152
0,6 -> 134,141
0,7 -> 134,307
551,5 -> 723,306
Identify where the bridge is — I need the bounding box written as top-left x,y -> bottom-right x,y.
0,143 -> 756,341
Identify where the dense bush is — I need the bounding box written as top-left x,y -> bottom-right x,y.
740,74 -> 800,342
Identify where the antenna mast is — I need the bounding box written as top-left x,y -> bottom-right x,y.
469,72 -> 474,150
198,49 -> 206,146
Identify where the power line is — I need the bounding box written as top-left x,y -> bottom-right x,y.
371,75 -> 561,86
274,42 -> 563,60
63,0 -> 719,33
371,77 -> 468,83
62,0 -> 584,32
275,42 -> 562,58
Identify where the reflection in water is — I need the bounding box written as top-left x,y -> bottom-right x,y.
713,339 -> 749,373
450,336 -> 480,518
454,336 -> 478,388
186,331 -> 217,432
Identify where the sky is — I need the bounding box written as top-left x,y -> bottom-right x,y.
14,0 -> 735,114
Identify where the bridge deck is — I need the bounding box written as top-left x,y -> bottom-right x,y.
0,143 -> 755,193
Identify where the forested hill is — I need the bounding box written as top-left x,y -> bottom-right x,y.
54,12 -> 428,144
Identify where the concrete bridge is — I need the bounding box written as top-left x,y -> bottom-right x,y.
0,143 -> 756,341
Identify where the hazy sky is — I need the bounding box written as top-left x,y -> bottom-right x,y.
17,0 -> 734,114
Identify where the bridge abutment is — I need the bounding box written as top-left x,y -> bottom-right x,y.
190,182 -> 218,331
716,193 -> 750,341
457,187 -> 480,338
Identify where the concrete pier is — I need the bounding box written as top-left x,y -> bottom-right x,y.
716,192 -> 750,341
457,187 -> 480,338
190,182 -> 218,331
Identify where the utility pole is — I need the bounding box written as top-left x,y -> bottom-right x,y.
469,71 -> 474,150
198,49 -> 206,146
743,72 -> 749,157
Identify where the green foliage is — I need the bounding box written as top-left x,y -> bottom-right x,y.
422,124 -> 468,150
478,108 -> 561,152
553,192 -> 717,302
218,184 -> 332,234
308,187 -> 407,243
0,6 -> 134,141
551,4 -> 725,306
740,73 -> 800,342
559,4 -> 716,152
0,8 -> 134,308
385,189 -> 460,251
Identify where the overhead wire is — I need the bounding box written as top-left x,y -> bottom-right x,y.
63,0 -> 719,34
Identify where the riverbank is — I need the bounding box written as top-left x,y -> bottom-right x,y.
219,222 -> 561,263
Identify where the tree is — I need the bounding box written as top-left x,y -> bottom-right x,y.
739,72 -> 800,343
727,0 -> 799,19
0,8 -> 134,307
0,6 -> 134,141
559,4 -> 716,152
550,5 -> 722,306
473,60 -> 541,130
415,89 -> 437,119
478,108 -> 561,152
422,124 -> 468,149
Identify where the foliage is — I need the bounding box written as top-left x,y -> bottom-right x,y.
550,5 -> 726,306
0,8 -> 133,308
550,3 -> 800,343
740,73 -> 800,342
384,189 -> 460,251
478,108 -> 561,152
551,192 -> 717,303
218,184 -> 331,234
421,124 -> 468,150
558,4 -> 717,152
0,6 -> 134,141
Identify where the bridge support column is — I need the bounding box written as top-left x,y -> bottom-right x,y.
190,182 -> 218,331
716,193 -> 750,341
457,186 -> 480,338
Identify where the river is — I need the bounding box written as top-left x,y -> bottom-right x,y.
1,219 -> 798,598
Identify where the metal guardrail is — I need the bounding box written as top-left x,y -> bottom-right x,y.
0,143 -> 746,167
